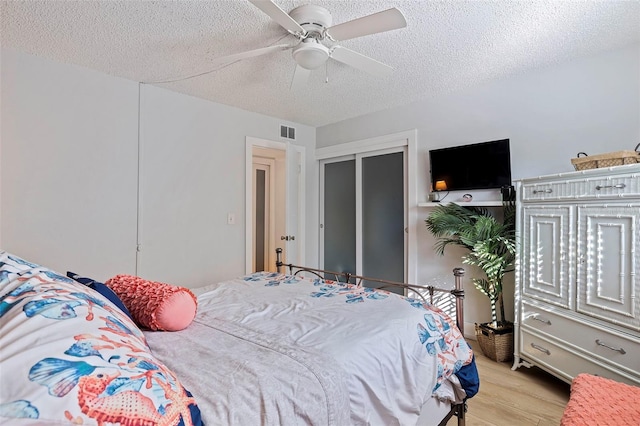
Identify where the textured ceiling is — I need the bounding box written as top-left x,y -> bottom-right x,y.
2,0 -> 639,127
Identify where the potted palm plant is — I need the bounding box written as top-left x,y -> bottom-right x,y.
425,201 -> 516,361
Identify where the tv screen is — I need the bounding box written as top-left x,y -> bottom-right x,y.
429,139 -> 512,192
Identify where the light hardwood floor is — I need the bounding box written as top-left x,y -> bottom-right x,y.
447,340 -> 571,426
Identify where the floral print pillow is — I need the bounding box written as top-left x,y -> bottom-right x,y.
0,251 -> 202,425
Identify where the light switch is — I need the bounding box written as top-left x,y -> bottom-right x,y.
227,213 -> 235,225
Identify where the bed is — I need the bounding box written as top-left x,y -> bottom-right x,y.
0,249 -> 478,426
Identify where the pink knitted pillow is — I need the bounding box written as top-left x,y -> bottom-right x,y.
561,373 -> 640,426
105,274 -> 197,331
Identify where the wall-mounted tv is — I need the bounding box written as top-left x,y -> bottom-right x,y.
429,139 -> 512,192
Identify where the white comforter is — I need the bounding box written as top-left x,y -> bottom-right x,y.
145,272 -> 473,426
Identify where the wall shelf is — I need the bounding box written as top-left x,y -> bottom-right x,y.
417,201 -> 504,208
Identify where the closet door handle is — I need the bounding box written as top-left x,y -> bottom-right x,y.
532,188 -> 553,194
595,183 -> 626,190
530,343 -> 551,355
595,339 -> 626,354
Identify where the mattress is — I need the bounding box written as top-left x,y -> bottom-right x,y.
146,271 -> 477,425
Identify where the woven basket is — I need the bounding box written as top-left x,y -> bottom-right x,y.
571,146 -> 640,171
475,323 -> 513,362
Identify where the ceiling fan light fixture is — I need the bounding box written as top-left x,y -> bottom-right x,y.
292,39 -> 329,70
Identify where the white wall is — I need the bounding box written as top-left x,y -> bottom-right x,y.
137,84 -> 315,286
0,49 -> 316,286
316,44 -> 640,330
1,48 -> 139,278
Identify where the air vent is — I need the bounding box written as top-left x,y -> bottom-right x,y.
280,125 -> 296,140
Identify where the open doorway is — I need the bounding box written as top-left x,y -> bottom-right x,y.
245,137 -> 305,274
251,146 -> 285,272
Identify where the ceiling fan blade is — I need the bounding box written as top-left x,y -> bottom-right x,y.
330,46 -> 393,77
209,43 -> 293,67
248,0 -> 306,35
290,65 -> 311,90
326,8 -> 407,41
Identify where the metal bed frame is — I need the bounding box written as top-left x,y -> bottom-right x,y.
275,248 -> 469,426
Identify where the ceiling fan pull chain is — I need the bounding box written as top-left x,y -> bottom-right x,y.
325,61 -> 329,84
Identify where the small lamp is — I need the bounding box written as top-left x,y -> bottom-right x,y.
434,180 -> 448,191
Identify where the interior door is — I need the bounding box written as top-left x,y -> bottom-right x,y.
252,159 -> 274,272
285,144 -> 305,266
320,147 -> 406,292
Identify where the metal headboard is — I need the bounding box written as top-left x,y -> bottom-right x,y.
275,248 -> 466,336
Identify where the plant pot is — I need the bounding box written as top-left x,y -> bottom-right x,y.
474,322 -> 514,362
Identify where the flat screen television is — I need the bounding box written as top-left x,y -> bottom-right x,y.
429,139 -> 512,191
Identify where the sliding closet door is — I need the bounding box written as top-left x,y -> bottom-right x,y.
322,159 -> 356,278
361,152 -> 404,288
321,148 -> 406,293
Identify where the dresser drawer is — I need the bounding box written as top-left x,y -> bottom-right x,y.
521,301 -> 640,374
521,172 -> 640,201
521,182 -> 564,200
519,330 -> 640,387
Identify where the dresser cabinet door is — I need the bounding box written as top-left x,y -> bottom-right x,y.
521,206 -> 574,309
577,205 -> 640,332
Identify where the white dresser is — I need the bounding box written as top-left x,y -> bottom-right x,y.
512,164 -> 640,386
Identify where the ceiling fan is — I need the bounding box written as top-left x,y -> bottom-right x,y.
210,0 -> 407,89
